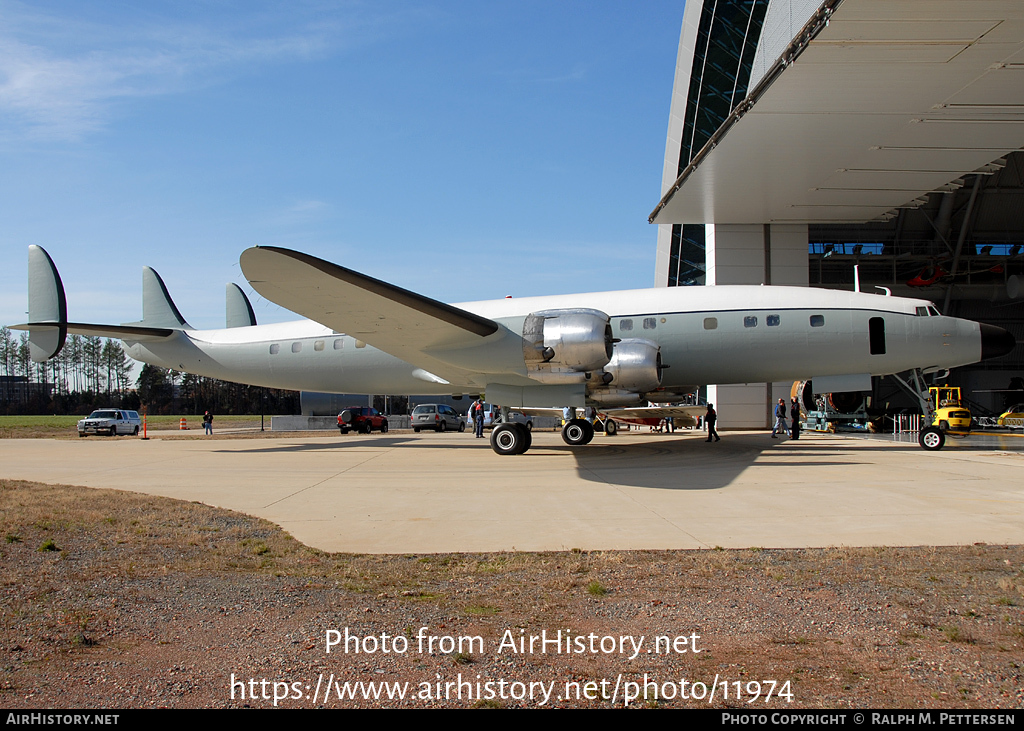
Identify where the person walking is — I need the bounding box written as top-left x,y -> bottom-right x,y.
705,403 -> 720,442
203,410 -> 213,436
771,398 -> 789,438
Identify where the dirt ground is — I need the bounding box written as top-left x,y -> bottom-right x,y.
1,478 -> 1022,709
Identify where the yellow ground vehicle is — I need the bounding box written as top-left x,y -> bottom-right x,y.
929,386 -> 972,432
997,404 -> 1024,428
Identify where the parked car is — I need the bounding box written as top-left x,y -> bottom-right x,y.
467,402 -> 532,430
412,404 -> 465,432
77,409 -> 141,437
337,407 -> 388,434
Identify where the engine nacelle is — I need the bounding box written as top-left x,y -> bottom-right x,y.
522,308 -> 613,373
596,338 -> 663,394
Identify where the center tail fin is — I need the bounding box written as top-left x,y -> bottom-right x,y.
226,283 -> 257,328
127,267 -> 191,330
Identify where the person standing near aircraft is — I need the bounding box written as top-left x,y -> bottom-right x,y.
790,398 -> 801,441
771,398 -> 789,438
471,398 -> 485,438
203,410 -> 213,436
705,403 -> 720,442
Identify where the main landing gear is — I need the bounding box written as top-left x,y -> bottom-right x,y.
486,407 -> 596,455
561,418 -> 595,446
490,422 -> 532,455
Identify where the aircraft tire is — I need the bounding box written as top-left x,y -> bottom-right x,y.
919,426 -> 945,451
581,420 -> 595,444
561,419 -> 591,446
604,419 -> 617,436
517,422 -> 532,452
491,423 -> 527,455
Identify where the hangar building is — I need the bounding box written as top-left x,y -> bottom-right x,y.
651,0 -> 1024,426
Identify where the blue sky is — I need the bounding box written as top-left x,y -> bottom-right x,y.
1,0 -> 684,330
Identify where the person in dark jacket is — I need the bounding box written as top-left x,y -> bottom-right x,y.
771,398 -> 789,438
790,398 -> 801,441
705,404 -> 720,442
471,399 -> 485,438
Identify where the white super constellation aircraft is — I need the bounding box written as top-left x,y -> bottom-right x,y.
14,245 -> 1015,454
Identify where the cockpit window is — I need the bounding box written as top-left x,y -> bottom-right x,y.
916,306 -> 928,317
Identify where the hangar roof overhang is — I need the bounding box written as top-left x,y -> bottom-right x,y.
650,0 -> 1024,227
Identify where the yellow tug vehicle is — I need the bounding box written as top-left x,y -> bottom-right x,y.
997,404 -> 1024,428
929,386 -> 972,433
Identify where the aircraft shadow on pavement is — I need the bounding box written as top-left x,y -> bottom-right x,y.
562,431 -> 913,491
212,435 -> 531,454
562,431 -> 779,491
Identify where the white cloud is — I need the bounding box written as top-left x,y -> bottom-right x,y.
0,2 -> 384,141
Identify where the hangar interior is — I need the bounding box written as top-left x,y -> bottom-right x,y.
652,0 -> 1024,426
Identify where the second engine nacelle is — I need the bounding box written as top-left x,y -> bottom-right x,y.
599,338 -> 663,394
522,308 -> 613,373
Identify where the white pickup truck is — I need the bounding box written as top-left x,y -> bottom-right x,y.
77,409 -> 142,437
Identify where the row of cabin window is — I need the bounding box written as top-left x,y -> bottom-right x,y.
618,318 -> 660,331
269,339 -> 346,355
702,314 -> 826,330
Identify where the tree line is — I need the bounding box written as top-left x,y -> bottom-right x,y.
0,327 -> 298,416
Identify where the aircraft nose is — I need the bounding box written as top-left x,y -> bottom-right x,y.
980,323 -> 1015,360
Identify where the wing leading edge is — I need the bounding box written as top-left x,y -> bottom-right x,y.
240,246 -> 516,379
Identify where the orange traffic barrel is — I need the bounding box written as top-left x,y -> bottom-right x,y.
179,418 -> 187,430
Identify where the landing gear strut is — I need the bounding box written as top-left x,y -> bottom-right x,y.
890,368 -> 944,451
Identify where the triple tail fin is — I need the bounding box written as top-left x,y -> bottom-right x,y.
13,246 -> 182,362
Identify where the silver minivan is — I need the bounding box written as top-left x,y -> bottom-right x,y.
412,404 -> 465,433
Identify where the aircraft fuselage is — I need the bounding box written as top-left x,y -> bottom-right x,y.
122,284 -> 984,398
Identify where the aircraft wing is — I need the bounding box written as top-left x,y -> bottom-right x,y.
602,405 -> 706,420
240,247 -> 511,377
518,407 -> 566,417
